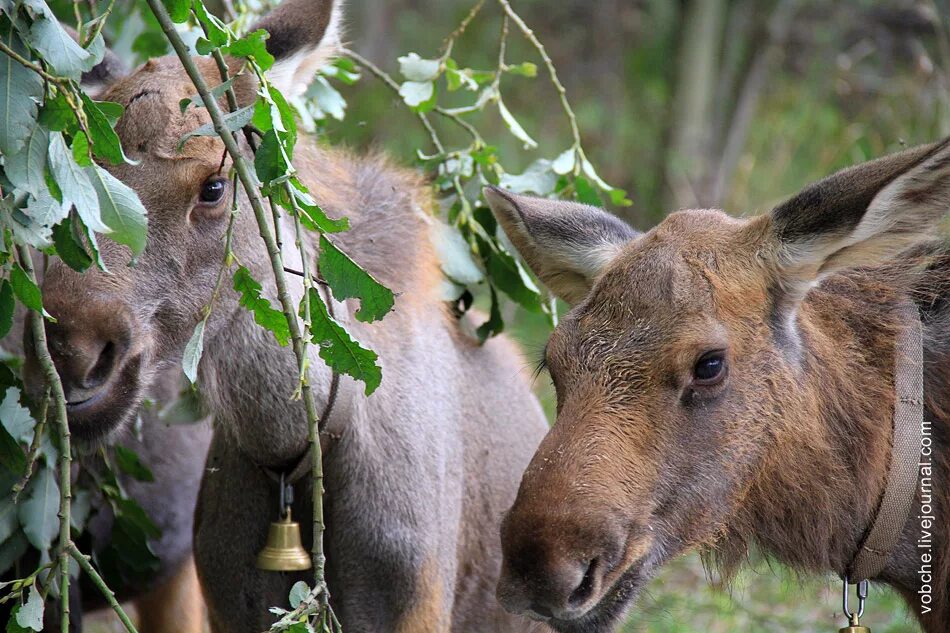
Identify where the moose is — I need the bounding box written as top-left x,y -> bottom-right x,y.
484,139 -> 950,633
21,0 -> 550,630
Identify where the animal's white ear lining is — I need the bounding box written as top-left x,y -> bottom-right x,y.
253,0 -> 344,99
483,187 -> 638,305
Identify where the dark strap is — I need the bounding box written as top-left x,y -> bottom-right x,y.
847,299 -> 924,582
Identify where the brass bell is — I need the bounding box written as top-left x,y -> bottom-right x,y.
256,509 -> 312,571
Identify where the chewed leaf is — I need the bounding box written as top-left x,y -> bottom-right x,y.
233,266 -> 290,346
318,236 -> 394,323
305,287 -> 381,395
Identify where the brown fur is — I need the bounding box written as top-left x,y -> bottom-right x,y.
136,556 -> 205,633
484,140 -> 950,633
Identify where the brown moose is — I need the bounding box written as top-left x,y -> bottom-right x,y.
485,140 -> 950,633
22,0 -> 549,630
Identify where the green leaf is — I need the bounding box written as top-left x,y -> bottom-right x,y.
398,80 -> 434,108
281,181 -> 348,234
475,285 -> 504,342
177,104 -> 255,151
499,159 -> 556,195
10,264 -> 44,314
15,585 -> 43,632
398,53 -> 441,82
303,76 -> 346,121
506,61 -> 538,77
233,266 -> 290,346
26,14 -> 95,78
0,388 -> 35,444
0,487 -> 19,543
0,25 -> 43,156
0,279 -> 12,339
114,445 -> 155,482
49,132 -> 102,233
182,319 -> 205,384
486,250 -> 543,313
192,0 -> 229,51
18,466 -> 58,551
574,175 -> 600,206
224,29 -> 274,70
180,77 -> 235,113
318,236 -> 394,323
4,123 -> 49,196
87,165 -> 148,256
551,148 -> 576,176
305,288 -> 381,395
79,94 -> 131,165
23,187 -> 67,229
162,0 -> 191,23
38,93 -> 76,132
0,532 -> 28,578
430,221 -> 483,285
288,580 -> 309,608
497,98 -> 537,149
51,215 -> 93,273
0,424 -> 25,476
253,129 -> 291,188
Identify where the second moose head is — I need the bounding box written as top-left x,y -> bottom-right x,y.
485,140 -> 950,633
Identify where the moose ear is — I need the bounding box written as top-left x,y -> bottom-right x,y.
483,187 -> 638,305
765,138 -> 950,308
252,0 -> 342,99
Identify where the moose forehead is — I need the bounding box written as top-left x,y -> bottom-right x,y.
103,56 -> 228,164
547,209 -> 757,375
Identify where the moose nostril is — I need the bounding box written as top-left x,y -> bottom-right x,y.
568,557 -> 598,608
85,340 -> 117,389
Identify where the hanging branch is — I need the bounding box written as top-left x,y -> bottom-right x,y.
16,245 -> 72,633
143,0 -> 337,625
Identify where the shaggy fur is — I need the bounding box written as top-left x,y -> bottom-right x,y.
485,141 -> 949,633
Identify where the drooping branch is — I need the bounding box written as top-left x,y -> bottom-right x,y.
16,245 -> 71,633
67,543 -> 139,633
143,0 -> 335,622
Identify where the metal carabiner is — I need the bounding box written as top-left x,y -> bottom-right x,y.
842,576 -> 868,625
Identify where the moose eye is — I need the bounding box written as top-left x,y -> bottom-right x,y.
198,177 -> 227,205
692,351 -> 726,384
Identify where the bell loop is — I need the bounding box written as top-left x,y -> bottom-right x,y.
839,577 -> 871,633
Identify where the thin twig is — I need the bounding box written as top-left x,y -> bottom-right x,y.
0,41 -> 70,86
144,0 -> 334,620
441,0 -> 486,57
16,245 -> 71,633
68,542 -> 139,633
496,0 -> 584,167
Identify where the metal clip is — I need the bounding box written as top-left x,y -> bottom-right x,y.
840,577 -> 871,633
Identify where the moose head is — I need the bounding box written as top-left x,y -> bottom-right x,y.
485,140 -> 950,632
22,0 -> 343,445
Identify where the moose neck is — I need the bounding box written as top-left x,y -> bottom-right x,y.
733,285 -> 949,629
194,145 -> 443,470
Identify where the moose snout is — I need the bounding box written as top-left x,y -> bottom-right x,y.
23,294 -> 135,407
496,510 -> 626,622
